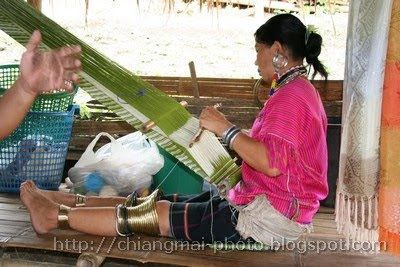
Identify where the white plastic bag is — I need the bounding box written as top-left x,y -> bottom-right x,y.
68,132 -> 164,194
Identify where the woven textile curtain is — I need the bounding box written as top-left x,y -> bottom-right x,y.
379,0 -> 400,256
335,0 -> 393,242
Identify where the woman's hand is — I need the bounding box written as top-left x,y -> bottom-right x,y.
199,106 -> 233,137
0,30 -> 82,140
199,107 -> 280,176
19,30 -> 81,95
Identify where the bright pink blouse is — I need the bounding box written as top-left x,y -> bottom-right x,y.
229,77 -> 329,223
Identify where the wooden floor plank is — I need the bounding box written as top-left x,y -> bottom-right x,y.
0,210 -> 30,222
1,193 -> 400,266
0,203 -> 25,210
0,195 -> 21,204
317,206 -> 335,214
6,234 -> 295,266
0,224 -> 31,236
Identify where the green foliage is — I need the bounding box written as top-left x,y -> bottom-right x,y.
79,104 -> 92,120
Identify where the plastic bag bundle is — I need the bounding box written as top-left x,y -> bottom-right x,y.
68,132 -> 164,195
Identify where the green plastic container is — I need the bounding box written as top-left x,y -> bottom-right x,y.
0,64 -> 77,112
153,146 -> 204,195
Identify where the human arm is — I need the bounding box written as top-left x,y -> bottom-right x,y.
199,106 -> 281,177
0,30 -> 81,140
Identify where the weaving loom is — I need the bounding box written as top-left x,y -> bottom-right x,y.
0,0 -> 242,189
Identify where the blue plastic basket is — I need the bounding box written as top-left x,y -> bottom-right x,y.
0,105 -> 79,193
0,64 -> 77,112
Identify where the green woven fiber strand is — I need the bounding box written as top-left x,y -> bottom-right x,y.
0,0 -> 243,184
0,0 -> 190,137
210,156 -> 239,184
0,0 -> 208,179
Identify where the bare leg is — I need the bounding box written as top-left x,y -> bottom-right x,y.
157,200 -> 172,237
70,201 -> 172,236
69,207 -> 118,236
26,180 -> 126,207
20,181 -> 59,234
20,182 -> 172,237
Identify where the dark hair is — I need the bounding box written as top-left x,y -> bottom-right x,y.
255,14 -> 328,80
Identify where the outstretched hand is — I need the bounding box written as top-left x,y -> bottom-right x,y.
19,30 -> 81,95
199,106 -> 232,137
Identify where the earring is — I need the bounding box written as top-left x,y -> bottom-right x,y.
270,54 -> 288,96
272,53 -> 288,69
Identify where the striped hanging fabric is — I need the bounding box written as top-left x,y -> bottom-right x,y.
379,0 -> 400,256
335,0 -> 393,244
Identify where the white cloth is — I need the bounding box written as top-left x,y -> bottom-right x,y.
234,195 -> 311,246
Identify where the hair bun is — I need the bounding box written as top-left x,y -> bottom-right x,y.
305,32 -> 322,63
254,14 -> 328,80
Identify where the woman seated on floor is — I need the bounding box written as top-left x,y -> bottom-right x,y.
20,14 -> 329,246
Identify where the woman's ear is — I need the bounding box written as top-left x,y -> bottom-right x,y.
271,41 -> 284,55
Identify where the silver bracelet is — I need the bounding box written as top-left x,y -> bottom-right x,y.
226,128 -> 241,146
229,130 -> 242,149
221,125 -> 237,143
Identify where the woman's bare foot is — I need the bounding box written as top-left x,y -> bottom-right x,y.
24,180 -> 127,208
25,180 -> 76,207
20,181 -> 59,234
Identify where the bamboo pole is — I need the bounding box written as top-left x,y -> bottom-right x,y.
189,61 -> 200,98
77,253 -> 105,267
